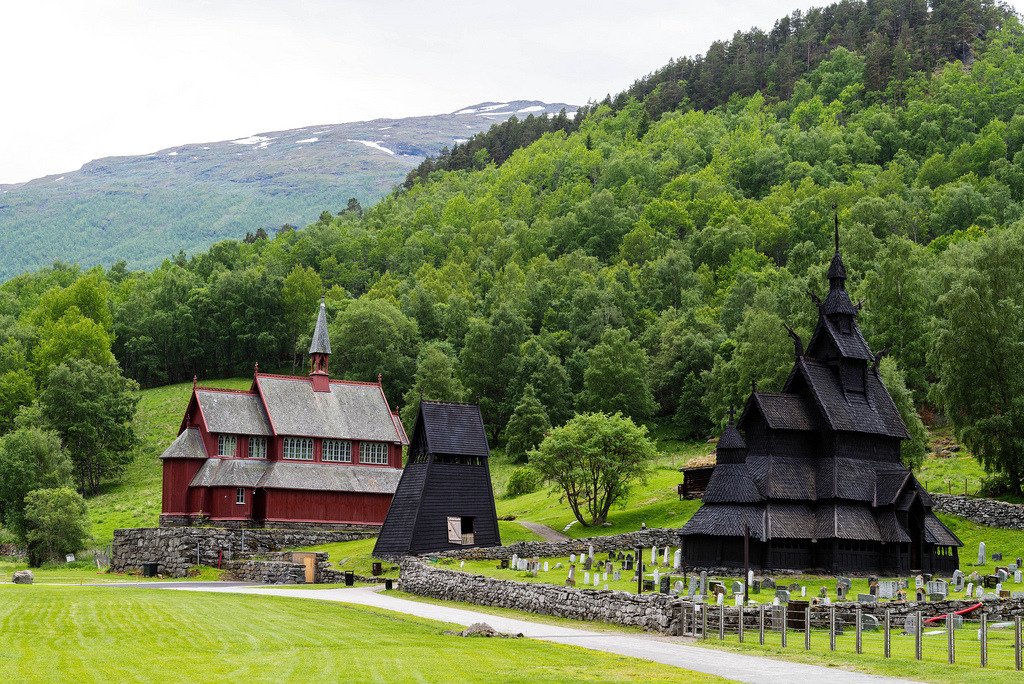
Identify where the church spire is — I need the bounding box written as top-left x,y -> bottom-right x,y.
309,298 -> 331,388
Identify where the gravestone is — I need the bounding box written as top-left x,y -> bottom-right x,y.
663,546 -> 670,566
966,582 -> 974,597
732,580 -> 744,595
952,570 -> 965,592
869,580 -> 879,597
903,616 -> 918,635
583,556 -> 593,572
653,569 -> 660,587
735,594 -> 744,607
594,574 -> 600,587
613,570 -> 621,581
984,575 -> 999,589
926,580 -> 948,598
978,542 -> 986,565
914,575 -> 924,589
499,559 -> 509,569
993,552 -> 1003,562
700,571 -> 708,595
687,581 -> 697,597
861,614 -> 880,631
605,561 -> 613,575
511,553 -> 519,568
837,584 -> 848,601
776,589 -> 791,603
623,555 -> 633,571
819,586 -> 829,599
716,592 -> 725,606
996,582 -> 1003,594
751,579 -> 761,593
976,585 -> 985,599
898,578 -> 909,590
673,549 -> 682,571
584,571 -> 590,585
568,554 -> 575,563
996,568 -> 1008,583
762,577 -> 776,590
1009,563 -> 1018,573
1017,556 -> 1023,569
650,546 -> 657,565
1015,571 -> 1022,584
567,564 -> 576,585
968,571 -> 981,584
915,587 -> 927,602
857,593 -> 877,604
602,572 -> 608,582
879,581 -> 898,599
788,582 -> 800,592
1013,592 -> 1024,599
660,575 -> 671,594
674,580 -> 684,595
588,544 -> 594,560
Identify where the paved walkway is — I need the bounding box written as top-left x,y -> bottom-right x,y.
147,583 -> 915,684
517,520 -> 569,541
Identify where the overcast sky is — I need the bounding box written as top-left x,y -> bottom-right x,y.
3,1 -> 1022,185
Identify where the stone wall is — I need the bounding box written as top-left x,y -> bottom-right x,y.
112,526 -> 375,577
932,494 -> 1024,530
399,557 -> 681,632
393,528 -> 681,562
223,551 -> 330,584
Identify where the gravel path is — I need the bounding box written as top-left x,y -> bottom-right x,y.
149,583 -> 917,684
517,520 -> 570,541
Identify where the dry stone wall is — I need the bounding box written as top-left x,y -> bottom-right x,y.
400,557 -> 681,632
932,494 -> 1024,530
112,527 -> 374,577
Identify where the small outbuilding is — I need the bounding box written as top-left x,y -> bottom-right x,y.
374,401 -> 501,556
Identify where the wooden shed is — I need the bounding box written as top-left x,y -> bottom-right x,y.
373,401 -> 501,556
679,454 -> 716,499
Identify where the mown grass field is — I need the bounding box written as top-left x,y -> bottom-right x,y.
0,586 -> 727,683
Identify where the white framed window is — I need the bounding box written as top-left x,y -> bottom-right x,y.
359,441 -> 389,465
323,439 -> 352,462
283,437 -> 314,460
235,488 -> 245,505
217,434 -> 237,457
249,436 -> 267,459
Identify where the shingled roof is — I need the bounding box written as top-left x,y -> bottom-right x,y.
418,401 -> 490,457
309,299 -> 331,355
255,375 -> 406,443
189,459 -> 402,495
794,358 -> 909,438
194,389 -> 272,436
702,463 -> 761,503
749,392 -> 815,431
190,458 -> 270,488
160,427 -> 208,459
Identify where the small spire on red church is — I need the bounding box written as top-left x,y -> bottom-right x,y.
193,374 -> 197,390
254,361 -> 259,377
377,373 -> 383,385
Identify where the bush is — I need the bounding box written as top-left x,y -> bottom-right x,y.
978,473 -> 1015,497
505,467 -> 541,498
23,487 -> 90,567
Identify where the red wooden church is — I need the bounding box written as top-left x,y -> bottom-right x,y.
160,300 -> 409,528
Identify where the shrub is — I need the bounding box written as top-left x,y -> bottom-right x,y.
23,487 -> 90,567
505,467 -> 541,498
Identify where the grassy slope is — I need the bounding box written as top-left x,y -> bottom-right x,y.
0,586 -> 725,683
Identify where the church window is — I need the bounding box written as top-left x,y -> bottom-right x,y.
323,439 -> 352,462
360,441 -> 389,465
283,437 -> 313,460
217,434 -> 237,457
249,436 -> 267,459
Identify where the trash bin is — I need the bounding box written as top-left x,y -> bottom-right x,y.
384,578 -> 393,591
372,562 -> 382,576
142,562 -> 158,578
344,571 -> 355,587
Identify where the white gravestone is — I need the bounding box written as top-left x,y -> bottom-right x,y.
1016,571 -> 1022,584
674,549 -> 682,570
663,546 -> 670,566
584,571 -> 590,585
978,542 -> 986,565
543,561 -> 549,572
651,546 -> 657,565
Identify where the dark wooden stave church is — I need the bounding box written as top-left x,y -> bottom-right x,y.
680,230 -> 962,575
374,401 -> 501,556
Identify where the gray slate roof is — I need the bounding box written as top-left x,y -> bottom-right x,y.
309,300 -> 331,355
189,458 -> 402,495
255,375 -> 404,442
196,389 -> 272,436
418,401 -> 490,457
258,461 -> 402,494
190,458 -> 270,487
160,427 -> 209,459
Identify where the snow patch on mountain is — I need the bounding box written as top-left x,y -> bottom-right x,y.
347,139 -> 395,155
231,135 -> 272,146
295,137 -> 319,144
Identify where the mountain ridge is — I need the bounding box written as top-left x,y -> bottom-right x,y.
0,100 -> 575,278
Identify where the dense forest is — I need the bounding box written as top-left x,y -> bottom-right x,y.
2,0 -> 1024,506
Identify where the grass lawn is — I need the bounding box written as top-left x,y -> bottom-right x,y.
0,586 -> 728,683
0,557 -> 223,585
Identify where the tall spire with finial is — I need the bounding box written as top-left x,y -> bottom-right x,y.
308,296 -> 332,391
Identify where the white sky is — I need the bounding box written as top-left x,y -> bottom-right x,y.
2,0 -> 1022,185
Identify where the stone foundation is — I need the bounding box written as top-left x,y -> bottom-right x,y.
223,552 -> 330,584
932,494 -> 1024,531
112,526 -> 376,577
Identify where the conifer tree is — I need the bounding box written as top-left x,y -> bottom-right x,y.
503,385 -> 551,463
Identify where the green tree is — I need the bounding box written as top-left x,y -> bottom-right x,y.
39,359 -> 140,495
577,328 -> 657,420
529,412 -> 656,526
23,487 -> 90,567
330,297 -> 420,404
281,265 -> 323,373
400,342 -> 467,429
503,385 -> 551,462
459,305 -> 529,439
930,228 -> 1024,493
0,428 -> 73,534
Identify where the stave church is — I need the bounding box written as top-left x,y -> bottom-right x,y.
680,223 -> 962,575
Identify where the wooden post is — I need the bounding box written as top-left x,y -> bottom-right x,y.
915,612 -> 923,661
759,604 -> 765,645
884,609 -> 891,658
829,605 -> 836,651
702,604 -> 708,640
855,608 -> 863,654
804,607 -> 811,650
738,606 -> 744,643
719,604 -> 725,640
781,606 -> 787,648
1015,616 -> 1022,671
947,612 -> 955,664
981,612 -> 988,667
743,523 -> 750,605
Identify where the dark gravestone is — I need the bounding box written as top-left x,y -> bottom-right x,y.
500,559 -> 509,569
762,578 -> 776,590
984,575 -> 999,589
660,576 -> 671,594
993,553 -> 1003,562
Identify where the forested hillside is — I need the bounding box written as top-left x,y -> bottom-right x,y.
408,0 -> 1007,181
2,0 -> 1024,511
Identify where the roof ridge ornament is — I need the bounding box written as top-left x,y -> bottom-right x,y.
784,322 -> 804,358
